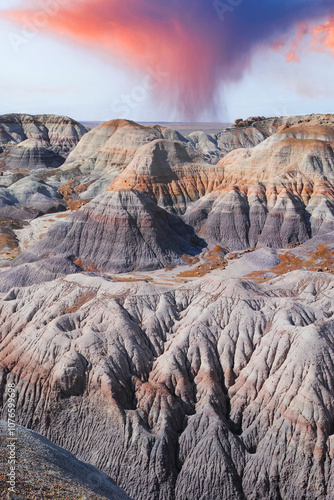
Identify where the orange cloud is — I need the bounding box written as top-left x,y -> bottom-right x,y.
282,18 -> 334,63
285,23 -> 309,62
311,16 -> 334,53
2,0 -> 220,119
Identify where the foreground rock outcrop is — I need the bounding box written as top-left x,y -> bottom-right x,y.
1,271 -> 334,499
0,421 -> 130,499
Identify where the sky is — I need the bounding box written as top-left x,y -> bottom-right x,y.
1,0 -> 334,123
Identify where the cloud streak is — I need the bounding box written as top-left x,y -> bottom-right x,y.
2,0 -> 334,118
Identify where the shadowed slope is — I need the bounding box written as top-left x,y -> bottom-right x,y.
2,139 -> 64,172
0,188 -> 205,289
0,421 -> 131,499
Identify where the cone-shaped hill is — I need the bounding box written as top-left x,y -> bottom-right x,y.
111,139 -> 224,214
2,188 -> 205,287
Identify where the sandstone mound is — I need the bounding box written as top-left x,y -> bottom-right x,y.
162,127 -> 189,144
0,176 -> 66,220
219,125 -> 334,181
0,114 -> 88,180
0,115 -> 88,254
188,131 -> 222,164
194,114 -> 333,165
54,120 -> 164,196
216,126 -> 266,156
0,256 -> 80,292
0,114 -> 88,175
49,118 -> 276,202
111,139 -> 223,214
234,113 -> 334,136
64,119 -> 163,171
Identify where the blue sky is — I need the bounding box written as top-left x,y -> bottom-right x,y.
1,0 -> 334,122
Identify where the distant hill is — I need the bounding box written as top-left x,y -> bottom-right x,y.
81,121 -> 232,135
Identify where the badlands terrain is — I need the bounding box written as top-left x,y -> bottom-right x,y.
1,113 -> 334,499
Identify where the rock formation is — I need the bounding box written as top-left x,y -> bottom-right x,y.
51,120 -> 164,197
0,421 -> 130,499
0,187 -> 205,287
111,139 -> 223,214
216,125 -> 266,154
1,114 -> 334,500
1,270 -> 334,499
0,114 -> 88,260
1,139 -> 65,172
184,124 -> 334,250
0,114 -> 88,172
0,176 -> 66,220
0,113 -> 88,154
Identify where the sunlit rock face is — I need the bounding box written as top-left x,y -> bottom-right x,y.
54,119 -> 165,196
4,118 -> 334,284
46,118 -> 268,199
110,139 -> 224,214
